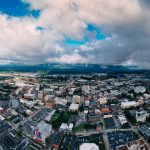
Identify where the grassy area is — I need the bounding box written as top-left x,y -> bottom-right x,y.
73,123 -> 95,132
16,130 -> 22,137
51,111 -> 70,129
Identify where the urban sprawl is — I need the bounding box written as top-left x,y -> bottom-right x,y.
0,73 -> 149,150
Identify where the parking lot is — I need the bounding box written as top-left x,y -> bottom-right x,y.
107,131 -> 139,149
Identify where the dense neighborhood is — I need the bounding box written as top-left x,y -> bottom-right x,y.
0,72 -> 149,150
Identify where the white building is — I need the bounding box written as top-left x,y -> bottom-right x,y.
55,97 -> 67,106
60,123 -> 68,130
134,86 -> 146,94
85,100 -> 90,106
68,89 -> 74,95
59,86 -> 64,91
82,85 -> 90,94
15,86 -> 23,95
82,85 -> 96,95
121,101 -> 139,109
11,109 -> 18,116
0,115 -> 5,121
26,109 -> 32,115
44,95 -> 55,101
25,101 -> 38,108
24,93 -> 35,100
44,110 -> 56,122
38,92 -> 44,100
68,123 -> 73,131
97,97 -> 107,105
144,94 -> 150,99
32,121 -> 52,143
44,88 -> 54,94
69,103 -> 79,112
80,143 -> 99,150
118,115 -> 127,125
72,95 -> 81,104
136,111 -> 149,123
90,86 -> 96,94
20,98 -> 26,104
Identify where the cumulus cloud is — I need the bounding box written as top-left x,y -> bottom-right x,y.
0,13 -> 64,64
0,0 -> 150,68
47,53 -> 86,64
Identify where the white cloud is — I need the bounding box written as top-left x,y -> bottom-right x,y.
0,14 -> 64,64
0,0 -> 149,68
47,53 -> 86,64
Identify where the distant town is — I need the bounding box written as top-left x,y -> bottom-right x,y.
0,72 -> 149,150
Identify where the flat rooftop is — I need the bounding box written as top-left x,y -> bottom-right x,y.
139,123 -> 150,138
0,120 -> 11,134
104,117 -> 116,129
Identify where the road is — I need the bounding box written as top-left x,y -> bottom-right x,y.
75,128 -> 139,150
65,77 -> 78,90
75,128 -> 138,136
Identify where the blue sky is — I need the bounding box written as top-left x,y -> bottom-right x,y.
0,0 -> 149,68
0,0 -> 39,17
65,24 -> 106,47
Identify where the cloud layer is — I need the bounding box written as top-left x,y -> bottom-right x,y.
0,0 -> 150,68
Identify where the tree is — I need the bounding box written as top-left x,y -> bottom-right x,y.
124,109 -> 136,124
51,111 -> 70,129
16,130 -> 22,137
122,123 -> 130,129
146,116 -> 150,123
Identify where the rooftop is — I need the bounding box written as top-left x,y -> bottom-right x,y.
0,120 -> 11,134
79,143 -> 99,150
139,123 -> 150,138
69,103 -> 79,110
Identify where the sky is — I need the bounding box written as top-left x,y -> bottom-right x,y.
0,0 -> 150,68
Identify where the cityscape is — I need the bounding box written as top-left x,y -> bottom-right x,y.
0,70 -> 149,150
0,0 -> 150,150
